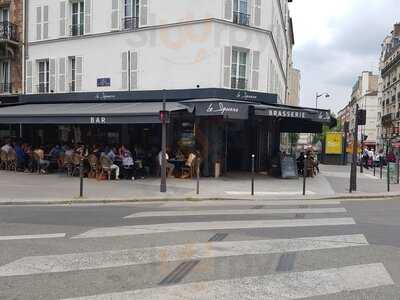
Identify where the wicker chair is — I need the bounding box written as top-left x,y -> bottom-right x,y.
63,154 -> 74,176
71,154 -> 83,176
32,152 -> 41,174
0,150 -> 7,170
7,150 -> 17,172
87,154 -> 99,179
100,155 -> 113,180
181,153 -> 197,179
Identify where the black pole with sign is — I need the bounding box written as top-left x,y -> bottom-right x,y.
387,140 -> 390,192
79,158 -> 84,198
303,155 -> 307,196
251,154 -> 255,196
350,105 -> 359,193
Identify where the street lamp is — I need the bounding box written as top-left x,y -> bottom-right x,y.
315,92 -> 330,109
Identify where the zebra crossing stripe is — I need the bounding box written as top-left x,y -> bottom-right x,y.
161,200 -> 341,207
61,263 -> 394,300
124,207 -> 347,218
73,218 -> 356,239
0,234 -> 367,277
0,233 -> 66,241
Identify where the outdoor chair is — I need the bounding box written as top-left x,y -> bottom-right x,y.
0,150 -> 7,170
63,154 -> 74,176
87,154 -> 99,179
181,153 -> 197,179
71,154 -> 83,177
100,155 -> 113,180
6,150 -> 17,172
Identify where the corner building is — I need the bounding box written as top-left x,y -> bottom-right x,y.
0,0 -> 331,176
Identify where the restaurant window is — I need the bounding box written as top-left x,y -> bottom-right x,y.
71,0 -> 84,36
123,0 -> 139,30
38,59 -> 49,93
233,0 -> 249,26
231,48 -> 247,90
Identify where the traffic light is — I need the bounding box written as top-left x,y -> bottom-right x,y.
159,110 -> 170,123
362,134 -> 368,142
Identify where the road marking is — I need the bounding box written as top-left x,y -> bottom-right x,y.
226,191 -> 316,195
124,207 -> 347,218
161,200 -> 341,207
73,218 -> 356,239
62,263 -> 393,300
0,234 -> 368,277
0,233 -> 66,241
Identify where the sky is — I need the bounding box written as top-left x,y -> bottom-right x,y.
289,0 -> 399,113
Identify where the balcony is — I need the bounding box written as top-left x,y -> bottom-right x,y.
0,82 -> 12,94
122,17 -> 139,31
36,83 -> 49,94
0,21 -> 18,43
231,77 -> 247,90
233,12 -> 250,26
69,24 -> 84,36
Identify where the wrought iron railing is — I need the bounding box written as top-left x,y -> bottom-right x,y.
233,12 -> 250,26
0,21 -> 18,42
0,82 -> 12,94
231,77 -> 247,90
36,83 -> 49,94
122,17 -> 139,30
69,24 -> 84,36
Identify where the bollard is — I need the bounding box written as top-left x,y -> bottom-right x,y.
380,161 -> 383,179
196,158 -> 200,195
373,163 -> 376,177
387,162 -> 390,192
303,155 -> 307,196
397,158 -> 399,184
79,158 -> 84,198
251,154 -> 255,196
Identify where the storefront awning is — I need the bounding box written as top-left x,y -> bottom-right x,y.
182,99 -> 251,120
0,102 -> 190,124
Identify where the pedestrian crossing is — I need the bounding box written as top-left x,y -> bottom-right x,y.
0,199 -> 395,299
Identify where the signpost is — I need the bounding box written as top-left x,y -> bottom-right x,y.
350,105 -> 359,193
160,91 -> 167,193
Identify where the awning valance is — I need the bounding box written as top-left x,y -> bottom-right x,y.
0,102 -> 190,124
182,99 -> 251,120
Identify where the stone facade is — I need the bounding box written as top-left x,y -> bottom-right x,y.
0,0 -> 22,95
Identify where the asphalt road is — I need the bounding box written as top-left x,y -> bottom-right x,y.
1,199 -> 400,299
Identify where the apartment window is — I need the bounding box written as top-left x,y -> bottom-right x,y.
231,49 -> 247,90
233,0 -> 250,26
123,0 -> 139,30
0,7 -> 9,22
69,56 -> 76,91
0,60 -> 10,93
38,60 -> 49,93
71,1 -> 84,36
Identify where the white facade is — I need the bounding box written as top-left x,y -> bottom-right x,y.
25,0 -> 292,103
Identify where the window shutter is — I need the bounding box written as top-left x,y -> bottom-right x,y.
223,46 -> 232,88
111,0 -> 119,30
43,5 -> 49,39
59,1 -> 66,36
251,51 -> 260,90
26,61 -> 33,94
224,0 -> 233,21
75,56 -> 83,91
58,57 -> 66,92
121,51 -> 128,90
253,0 -> 261,27
130,51 -> 138,90
84,0 -> 91,34
49,58 -> 56,92
35,7 -> 42,40
140,0 -> 148,26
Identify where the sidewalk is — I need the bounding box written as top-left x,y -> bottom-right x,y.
0,164 -> 399,204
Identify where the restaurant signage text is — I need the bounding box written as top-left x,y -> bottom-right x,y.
266,108 -> 307,119
90,116 -> 107,124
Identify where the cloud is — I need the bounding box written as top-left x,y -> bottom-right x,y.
290,0 -> 399,112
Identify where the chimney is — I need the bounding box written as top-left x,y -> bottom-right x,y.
394,23 -> 400,37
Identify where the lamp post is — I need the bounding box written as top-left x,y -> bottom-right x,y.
315,92 -> 330,109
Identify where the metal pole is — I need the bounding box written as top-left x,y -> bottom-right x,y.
397,156 -> 399,184
160,90 -> 167,193
196,158 -> 200,195
373,162 -> 376,177
387,159 -> 390,192
303,154 -> 307,196
350,104 -> 359,192
380,159 -> 383,179
251,154 -> 255,196
79,158 -> 84,198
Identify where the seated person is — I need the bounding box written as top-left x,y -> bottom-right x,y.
1,140 -> 13,153
33,147 -> 50,173
296,152 -> 305,175
158,149 -> 174,177
100,149 -> 120,180
14,142 -> 29,171
121,148 -> 135,180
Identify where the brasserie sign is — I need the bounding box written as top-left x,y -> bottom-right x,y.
266,108 -> 307,119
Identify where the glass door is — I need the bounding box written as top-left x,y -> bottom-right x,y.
71,1 -> 84,35
123,0 -> 139,29
0,60 -> 10,93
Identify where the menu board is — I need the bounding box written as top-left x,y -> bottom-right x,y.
281,156 -> 298,179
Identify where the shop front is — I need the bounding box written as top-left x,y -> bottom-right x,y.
0,89 -> 332,178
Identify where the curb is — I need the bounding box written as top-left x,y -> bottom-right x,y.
1,194 -> 399,205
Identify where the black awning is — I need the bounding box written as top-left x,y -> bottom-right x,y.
0,102 -> 190,124
181,99 -> 251,120
253,104 -> 331,124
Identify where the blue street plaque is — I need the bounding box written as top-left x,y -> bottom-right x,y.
97,78 -> 111,87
